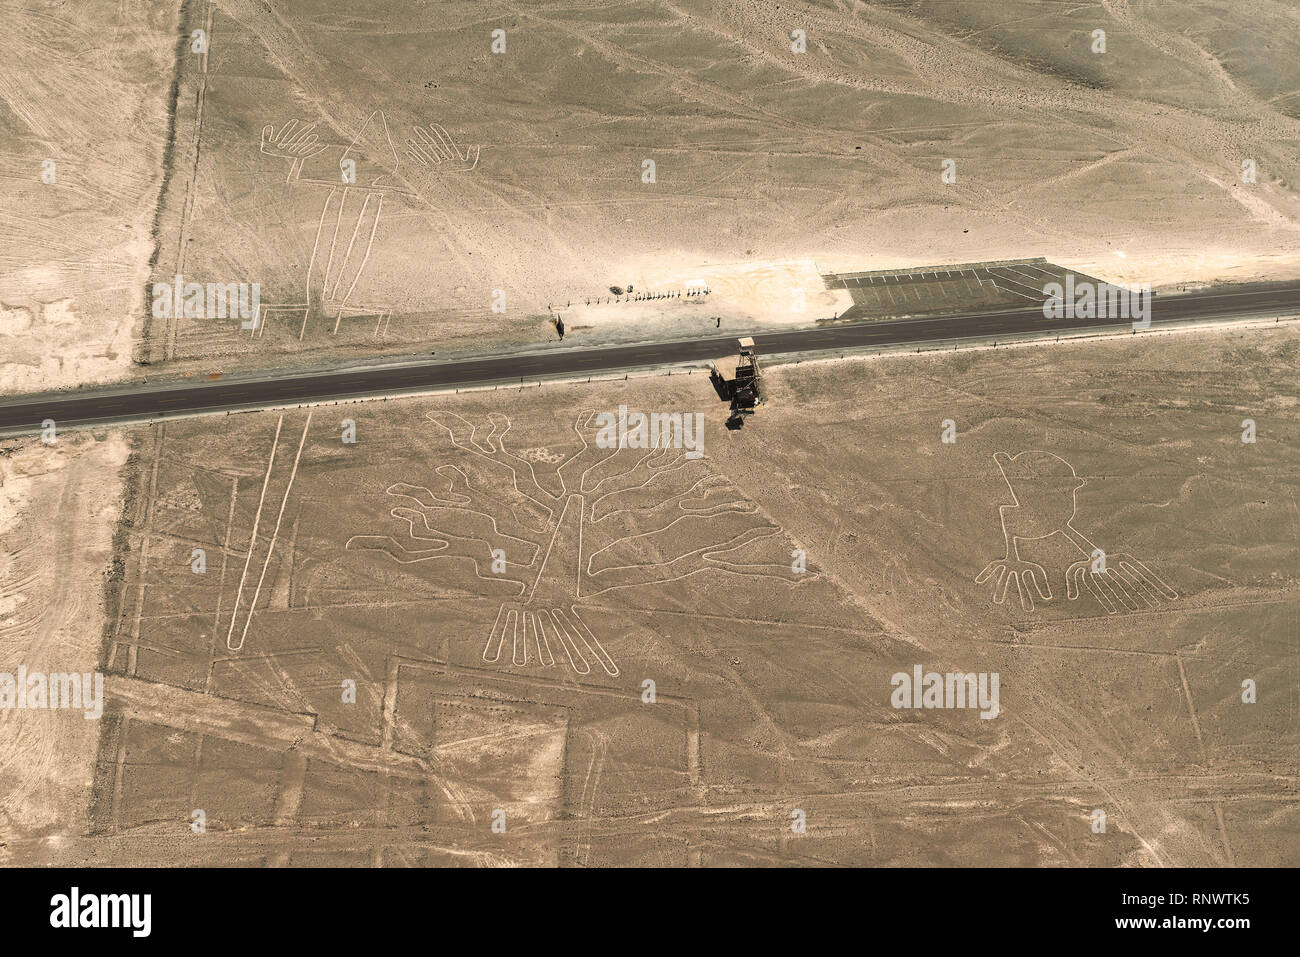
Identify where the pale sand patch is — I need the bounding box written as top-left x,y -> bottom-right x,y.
555,257 -> 853,335
0,293 -> 139,394
1067,248 -> 1300,292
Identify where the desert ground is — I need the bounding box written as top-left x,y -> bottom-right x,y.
5,0 -> 1300,389
1,0 -> 1298,869
2,324 -> 1294,866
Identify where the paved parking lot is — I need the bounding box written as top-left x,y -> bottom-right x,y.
824,258 -> 1108,320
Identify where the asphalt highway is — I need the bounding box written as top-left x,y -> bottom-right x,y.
1,282 -> 1296,435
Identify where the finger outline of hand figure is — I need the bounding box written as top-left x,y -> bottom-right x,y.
405,122 -> 480,174
260,119 -> 330,183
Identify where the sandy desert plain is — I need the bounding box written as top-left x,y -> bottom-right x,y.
1,0 -> 1299,867
1,324 -> 1296,866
